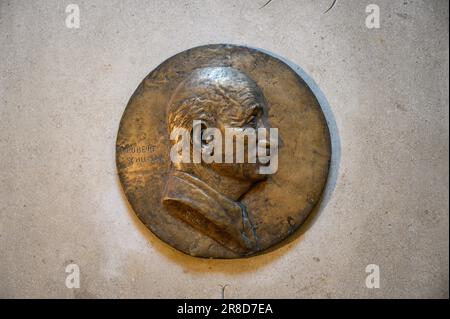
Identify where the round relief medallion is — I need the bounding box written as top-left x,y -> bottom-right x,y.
116,44 -> 331,258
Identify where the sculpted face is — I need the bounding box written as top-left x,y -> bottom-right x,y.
168,67 -> 271,182
211,98 -> 269,181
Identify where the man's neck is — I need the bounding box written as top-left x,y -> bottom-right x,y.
174,165 -> 252,201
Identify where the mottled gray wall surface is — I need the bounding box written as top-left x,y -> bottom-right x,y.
0,0 -> 448,298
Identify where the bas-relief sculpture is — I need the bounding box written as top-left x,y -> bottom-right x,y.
116,44 -> 331,258
164,67 -> 270,255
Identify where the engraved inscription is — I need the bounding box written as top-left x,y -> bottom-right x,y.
119,144 -> 163,165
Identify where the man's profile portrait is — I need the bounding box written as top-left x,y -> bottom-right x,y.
162,67 -> 272,255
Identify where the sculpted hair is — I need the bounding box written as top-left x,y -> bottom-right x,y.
167,67 -> 265,135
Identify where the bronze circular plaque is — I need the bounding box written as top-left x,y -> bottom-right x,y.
116,44 -> 331,258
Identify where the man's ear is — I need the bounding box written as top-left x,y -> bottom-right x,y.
191,120 -> 208,146
191,120 -> 209,162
